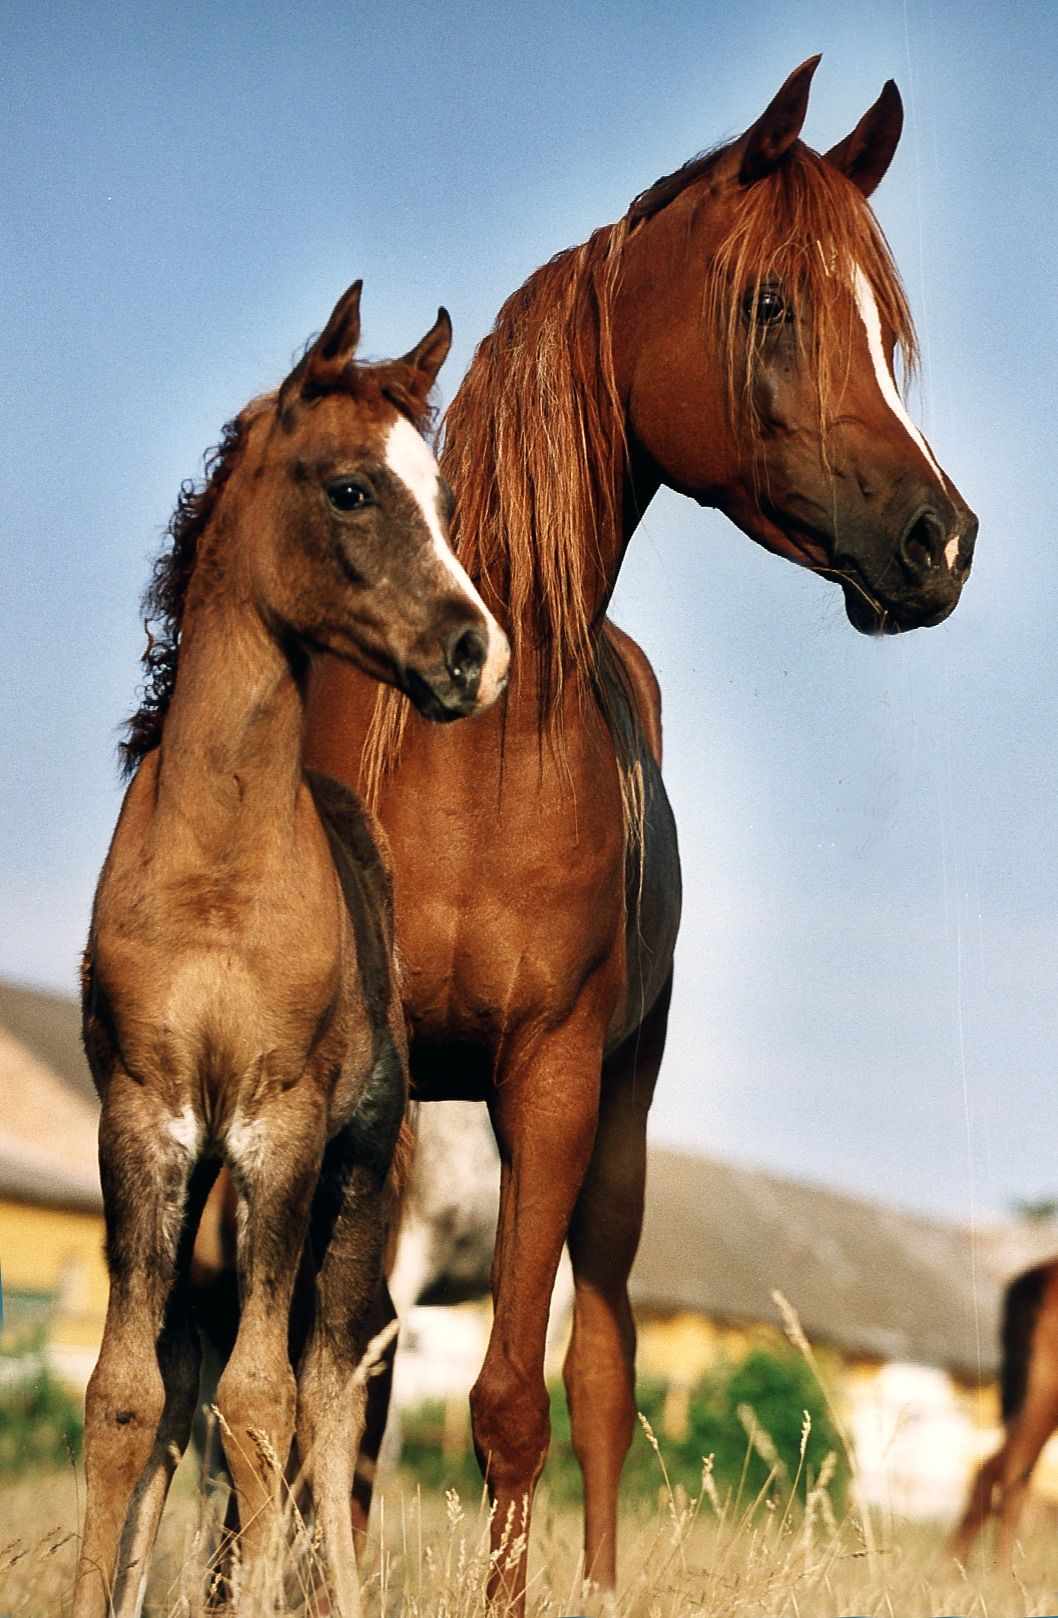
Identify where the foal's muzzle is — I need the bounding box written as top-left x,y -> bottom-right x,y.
403,618 -> 510,721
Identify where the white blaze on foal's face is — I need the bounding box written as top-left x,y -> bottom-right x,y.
383,413 -> 509,702
852,266 -> 959,570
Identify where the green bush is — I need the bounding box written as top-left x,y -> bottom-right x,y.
0,1339 -> 84,1475
398,1345 -> 847,1514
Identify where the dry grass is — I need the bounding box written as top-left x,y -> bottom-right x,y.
5,1452 -> 1058,1617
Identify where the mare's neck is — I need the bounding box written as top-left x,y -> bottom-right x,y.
154,579 -> 305,857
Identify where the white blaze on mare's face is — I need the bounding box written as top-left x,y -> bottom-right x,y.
852,267 -> 959,570
382,414 -> 509,702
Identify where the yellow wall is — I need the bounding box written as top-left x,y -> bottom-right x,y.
636,1308 -> 786,1386
0,1198 -> 107,1355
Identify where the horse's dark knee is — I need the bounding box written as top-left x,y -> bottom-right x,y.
469,1363 -> 550,1493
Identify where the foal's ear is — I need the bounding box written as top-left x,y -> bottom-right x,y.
400,307 -> 453,397
307,279 -> 363,376
280,279 -> 363,414
823,80 -> 903,197
738,55 -> 821,185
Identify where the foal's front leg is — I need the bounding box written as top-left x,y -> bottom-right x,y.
216,1087 -> 327,1608
74,1075 -> 209,1618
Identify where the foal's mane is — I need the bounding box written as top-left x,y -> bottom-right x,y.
362,136 -> 917,805
120,410 -> 255,777
121,359 -> 436,780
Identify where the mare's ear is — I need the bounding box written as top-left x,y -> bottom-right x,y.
400,307 -> 453,398
737,56 -> 821,185
279,279 -> 363,415
823,80 -> 903,196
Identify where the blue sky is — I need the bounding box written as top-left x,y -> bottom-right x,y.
3,0 -> 1055,1221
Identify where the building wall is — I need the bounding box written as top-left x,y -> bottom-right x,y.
0,1198 -> 107,1386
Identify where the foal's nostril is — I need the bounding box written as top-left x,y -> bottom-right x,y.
446,627 -> 487,693
899,509 -> 948,579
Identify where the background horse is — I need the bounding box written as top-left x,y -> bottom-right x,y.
305,58 -> 978,1608
953,1259 -> 1058,1565
74,283 -> 508,1618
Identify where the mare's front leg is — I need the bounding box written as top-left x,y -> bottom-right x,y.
74,1073 -> 211,1618
469,1007 -> 605,1615
215,1086 -> 327,1608
297,1050 -> 406,1618
562,974 -> 672,1590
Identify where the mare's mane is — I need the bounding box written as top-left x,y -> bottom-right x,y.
362,135 -> 917,810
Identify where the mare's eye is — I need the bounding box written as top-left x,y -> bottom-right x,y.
743,286 -> 789,327
327,480 -> 373,512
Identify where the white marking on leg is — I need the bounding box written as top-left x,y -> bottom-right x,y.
227,1114 -> 267,1179
853,265 -> 950,498
167,1103 -> 201,1159
383,415 -> 510,703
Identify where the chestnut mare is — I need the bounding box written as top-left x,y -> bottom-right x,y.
73,283 -> 508,1618
306,59 -> 978,1608
953,1259 -> 1058,1564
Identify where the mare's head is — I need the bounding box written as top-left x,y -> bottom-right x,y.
616,57 -> 976,633
251,282 -> 509,713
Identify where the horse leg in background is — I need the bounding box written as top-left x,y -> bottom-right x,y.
215,1090 -> 326,1606
74,1080 -> 212,1618
991,1372 -> 1058,1563
470,1016 -> 605,1615
563,975 -> 672,1590
952,1264 -> 1058,1564
952,1404 -> 1057,1568
298,1088 -> 405,1617
951,1447 -> 1009,1562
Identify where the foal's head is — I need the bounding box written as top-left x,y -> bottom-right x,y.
617,56 -> 977,633
244,282 -> 509,715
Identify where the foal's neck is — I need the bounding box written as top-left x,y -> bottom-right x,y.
154,566 -> 305,857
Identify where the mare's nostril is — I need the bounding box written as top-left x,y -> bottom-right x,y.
899,509 -> 948,579
446,627 -> 487,693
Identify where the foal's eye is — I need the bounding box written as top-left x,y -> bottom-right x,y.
743,286 -> 789,327
327,480 -> 373,513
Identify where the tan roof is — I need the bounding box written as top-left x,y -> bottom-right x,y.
0,1127 -> 101,1212
632,1148 -> 1003,1380
0,979 -> 96,1108
0,983 -> 100,1209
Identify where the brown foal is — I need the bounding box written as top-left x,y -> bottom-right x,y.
73,282 -> 508,1617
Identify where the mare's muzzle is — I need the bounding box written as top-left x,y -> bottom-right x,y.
837,491 -> 978,635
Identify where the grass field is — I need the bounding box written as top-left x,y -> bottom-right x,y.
4,1451 -> 1058,1618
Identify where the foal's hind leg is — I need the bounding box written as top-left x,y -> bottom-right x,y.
298,1087 -> 404,1616
74,1077 -> 210,1618
349,1281 -> 398,1545
563,975 -> 671,1591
